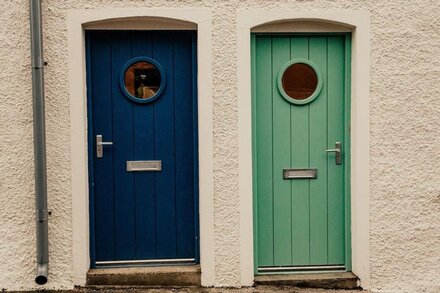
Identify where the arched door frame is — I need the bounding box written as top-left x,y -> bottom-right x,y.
237,10 -> 371,288
68,9 -> 214,286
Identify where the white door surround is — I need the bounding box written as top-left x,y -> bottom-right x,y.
68,8 -> 214,286
237,10 -> 371,288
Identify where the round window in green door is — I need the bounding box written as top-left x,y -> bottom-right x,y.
277,59 -> 322,105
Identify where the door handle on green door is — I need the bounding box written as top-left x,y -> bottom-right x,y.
96,135 -> 113,159
326,142 -> 342,165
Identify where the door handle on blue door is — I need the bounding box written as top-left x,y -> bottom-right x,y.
326,142 -> 342,165
96,135 -> 113,159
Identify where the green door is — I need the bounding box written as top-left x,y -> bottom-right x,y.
252,34 -> 351,273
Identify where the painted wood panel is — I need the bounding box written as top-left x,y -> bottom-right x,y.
272,37 -> 293,266
88,31 -> 115,261
289,36 -> 310,266
152,31 -> 178,259
308,36 -> 328,265
327,36 -> 345,264
111,31 -> 136,261
253,34 -> 349,270
131,31 -> 157,259
255,36 -> 274,267
173,32 -> 196,258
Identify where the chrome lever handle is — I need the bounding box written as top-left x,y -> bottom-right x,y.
326,149 -> 340,153
326,142 -> 342,165
96,135 -> 113,159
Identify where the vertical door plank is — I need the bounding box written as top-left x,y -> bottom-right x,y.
255,36 -> 274,267
289,36 -> 311,265
327,35 -> 345,264
173,32 -> 196,258
344,34 -> 352,270
308,36 -> 328,265
110,32 -> 136,260
272,37 -> 292,266
153,32 -> 177,258
130,31 -> 157,259
90,31 -> 115,261
251,34 -> 258,271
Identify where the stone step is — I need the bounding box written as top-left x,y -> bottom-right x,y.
86,265 -> 201,287
254,272 -> 360,290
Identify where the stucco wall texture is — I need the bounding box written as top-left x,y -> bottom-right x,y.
0,0 -> 439,292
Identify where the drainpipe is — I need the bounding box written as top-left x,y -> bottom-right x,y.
29,0 -> 48,285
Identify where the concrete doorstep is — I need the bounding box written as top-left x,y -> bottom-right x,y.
12,271 -> 366,292
86,265 -> 201,287
254,272 -> 360,289
85,266 -> 360,290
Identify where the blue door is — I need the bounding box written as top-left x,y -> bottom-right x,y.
86,31 -> 198,266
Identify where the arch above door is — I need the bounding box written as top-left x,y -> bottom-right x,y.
84,16 -> 197,30
252,19 -> 353,33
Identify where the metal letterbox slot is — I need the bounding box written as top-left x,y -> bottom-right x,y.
283,168 -> 317,179
127,160 -> 162,172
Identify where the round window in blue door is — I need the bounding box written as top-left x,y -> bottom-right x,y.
277,59 -> 322,105
120,57 -> 166,103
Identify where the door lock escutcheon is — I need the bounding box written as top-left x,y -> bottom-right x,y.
96,135 -> 113,159
326,142 -> 342,165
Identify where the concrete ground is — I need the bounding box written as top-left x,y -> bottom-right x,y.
20,286 -> 368,293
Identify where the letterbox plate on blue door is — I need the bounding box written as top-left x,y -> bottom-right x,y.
126,160 -> 162,172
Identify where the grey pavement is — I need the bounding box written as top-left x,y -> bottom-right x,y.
18,286 -> 368,293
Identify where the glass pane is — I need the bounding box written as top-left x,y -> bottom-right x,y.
124,61 -> 161,99
281,63 -> 318,100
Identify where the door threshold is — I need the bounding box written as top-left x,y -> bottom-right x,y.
254,272 -> 360,290
87,265 -> 201,287
258,264 -> 345,273
95,258 -> 196,268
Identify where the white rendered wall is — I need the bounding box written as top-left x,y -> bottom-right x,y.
0,1 -> 438,292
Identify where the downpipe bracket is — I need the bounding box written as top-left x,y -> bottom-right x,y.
31,57 -> 45,69
36,209 -> 48,222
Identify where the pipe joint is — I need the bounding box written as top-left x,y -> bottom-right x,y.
32,57 -> 45,69
36,209 -> 48,222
